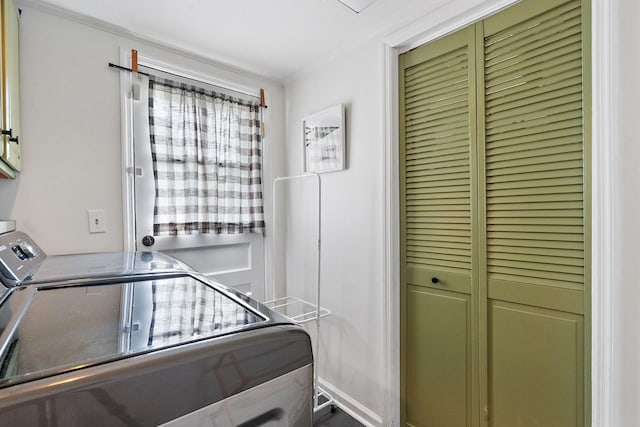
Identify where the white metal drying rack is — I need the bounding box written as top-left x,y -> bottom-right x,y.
263,172 -> 335,413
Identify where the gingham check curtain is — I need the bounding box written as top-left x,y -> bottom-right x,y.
148,76 -> 264,235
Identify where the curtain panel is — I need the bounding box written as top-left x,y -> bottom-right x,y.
148,77 -> 264,235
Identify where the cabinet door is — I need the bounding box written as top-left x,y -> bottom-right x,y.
479,0 -> 588,424
1,0 -> 20,173
0,0 -> 8,179
400,26 -> 478,427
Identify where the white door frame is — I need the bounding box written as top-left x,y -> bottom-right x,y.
381,0 -> 613,425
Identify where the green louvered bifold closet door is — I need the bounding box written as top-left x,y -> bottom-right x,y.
400,0 -> 590,426
480,0 -> 589,425
400,26 -> 479,427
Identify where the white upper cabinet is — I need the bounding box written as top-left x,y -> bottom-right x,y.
0,0 -> 20,178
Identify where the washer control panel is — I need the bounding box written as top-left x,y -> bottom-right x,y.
0,231 -> 45,287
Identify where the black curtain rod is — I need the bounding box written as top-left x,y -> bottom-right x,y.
107,62 -> 267,108
108,62 -> 151,77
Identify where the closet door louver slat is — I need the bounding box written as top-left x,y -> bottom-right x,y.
484,1 -> 585,293
404,45 -> 473,276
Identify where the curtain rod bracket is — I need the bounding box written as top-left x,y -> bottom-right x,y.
131,49 -> 138,73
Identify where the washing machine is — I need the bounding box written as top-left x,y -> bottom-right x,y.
0,228 -> 313,426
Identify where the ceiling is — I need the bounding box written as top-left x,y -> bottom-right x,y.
27,0 -> 450,80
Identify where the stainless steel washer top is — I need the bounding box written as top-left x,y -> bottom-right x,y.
0,231 -> 313,426
0,275 -> 266,389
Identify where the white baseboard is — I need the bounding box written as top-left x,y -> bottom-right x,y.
317,378 -> 384,427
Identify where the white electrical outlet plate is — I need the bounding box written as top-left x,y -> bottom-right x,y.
88,210 -> 106,234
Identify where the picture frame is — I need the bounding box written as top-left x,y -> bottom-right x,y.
302,104 -> 346,173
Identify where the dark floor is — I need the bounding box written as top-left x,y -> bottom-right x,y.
313,405 -> 365,426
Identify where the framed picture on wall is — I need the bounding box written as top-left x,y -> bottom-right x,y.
302,104 -> 346,173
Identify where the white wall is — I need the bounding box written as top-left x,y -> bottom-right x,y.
611,0 -> 640,425
0,5 -> 285,255
284,39 -> 386,424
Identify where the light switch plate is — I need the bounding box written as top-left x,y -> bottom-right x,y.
88,210 -> 106,234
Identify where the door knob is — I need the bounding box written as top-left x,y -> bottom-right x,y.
431,277 -> 439,284
142,235 -> 155,247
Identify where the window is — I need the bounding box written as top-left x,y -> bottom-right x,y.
148,76 -> 265,236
